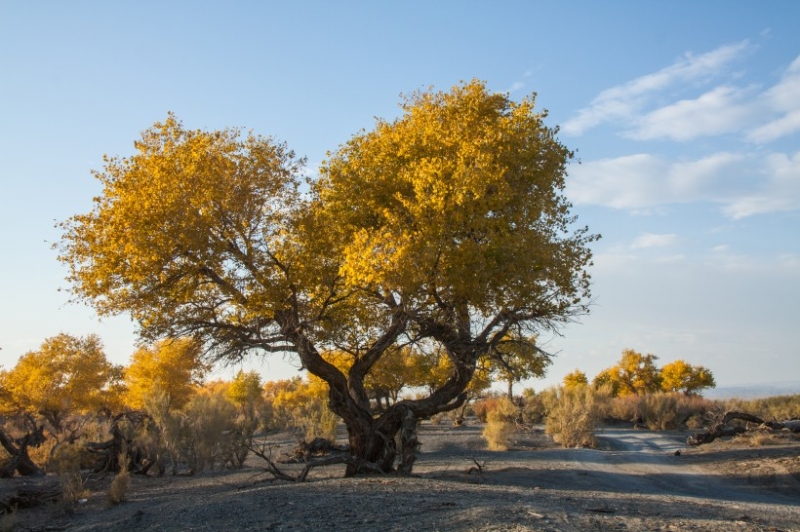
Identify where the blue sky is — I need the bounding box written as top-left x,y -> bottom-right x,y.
1,2 -> 798,390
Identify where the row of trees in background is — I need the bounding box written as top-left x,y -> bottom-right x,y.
0,331 -> 552,479
562,349 -> 716,397
0,332 -> 552,431
0,335 -> 716,445
5,330 -> 787,481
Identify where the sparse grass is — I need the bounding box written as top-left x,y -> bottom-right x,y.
736,430 -> 784,447
724,395 -> 800,422
603,392 -> 715,430
49,442 -> 90,514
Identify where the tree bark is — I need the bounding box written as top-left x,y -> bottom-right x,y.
0,425 -> 45,477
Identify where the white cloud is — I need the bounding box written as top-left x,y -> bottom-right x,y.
627,86 -> 755,141
562,41 -> 751,136
567,152 -> 744,209
506,81 -> 525,93
722,151 -> 800,218
703,248 -> 800,275
569,150 -> 800,218
747,110 -> 800,143
631,233 -> 678,249
745,55 -> 800,143
563,45 -> 800,146
567,154 -> 665,208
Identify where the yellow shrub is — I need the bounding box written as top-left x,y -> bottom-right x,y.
545,385 -> 607,448
482,396 -> 519,451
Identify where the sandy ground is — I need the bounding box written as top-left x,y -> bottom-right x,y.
4,423 -> 800,531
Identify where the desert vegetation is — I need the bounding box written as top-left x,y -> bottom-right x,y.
1,80 -> 797,530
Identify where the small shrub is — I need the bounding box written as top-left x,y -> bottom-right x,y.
482,396 -> 519,451
737,430 -> 782,447
685,413 -> 706,429
639,393 -> 680,430
182,391 -> 238,473
473,396 -> 501,423
429,413 -> 449,425
607,394 -> 641,423
520,392 -> 547,425
638,392 -> 714,430
545,385 -> 607,448
108,449 -> 130,505
50,443 -> 88,515
724,395 -> 800,422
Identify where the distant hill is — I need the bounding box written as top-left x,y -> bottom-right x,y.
705,381 -> 800,399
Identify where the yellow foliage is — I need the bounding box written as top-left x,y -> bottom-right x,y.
660,359 -> 716,395
594,349 -> 661,397
563,369 -> 588,389
318,79 -> 596,318
58,114 -> 308,347
225,370 -> 263,407
264,377 -> 338,441
0,334 -> 118,428
482,396 -> 519,451
124,338 -> 206,411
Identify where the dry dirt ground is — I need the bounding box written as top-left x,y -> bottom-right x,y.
4,423 -> 800,531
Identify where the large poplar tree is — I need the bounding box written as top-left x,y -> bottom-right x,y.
59,80 -> 597,475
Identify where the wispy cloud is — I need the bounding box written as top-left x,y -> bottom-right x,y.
568,149 -> 800,219
563,43 -> 800,145
626,85 -> 756,141
562,41 -> 751,136
631,233 -> 678,249
567,152 -> 744,209
722,151 -> 800,218
746,55 -> 800,143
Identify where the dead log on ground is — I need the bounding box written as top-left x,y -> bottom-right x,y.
249,440 -> 380,482
688,411 -> 800,446
0,478 -> 61,514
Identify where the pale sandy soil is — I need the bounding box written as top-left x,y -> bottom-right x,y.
4,423 -> 800,531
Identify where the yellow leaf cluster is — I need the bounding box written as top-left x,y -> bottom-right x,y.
317,79 -> 593,316
123,338 -> 207,411
0,334 -> 117,428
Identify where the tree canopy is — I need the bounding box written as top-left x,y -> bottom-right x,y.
124,338 -> 207,411
660,359 -> 716,395
0,333 -> 118,429
593,349 -> 662,397
592,349 -> 716,397
59,80 -> 597,474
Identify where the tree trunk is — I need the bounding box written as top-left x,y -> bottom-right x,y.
0,425 -> 45,477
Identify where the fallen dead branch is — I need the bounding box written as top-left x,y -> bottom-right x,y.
688,411 -> 800,446
249,440 -> 382,482
466,458 -> 486,475
0,479 -> 61,514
